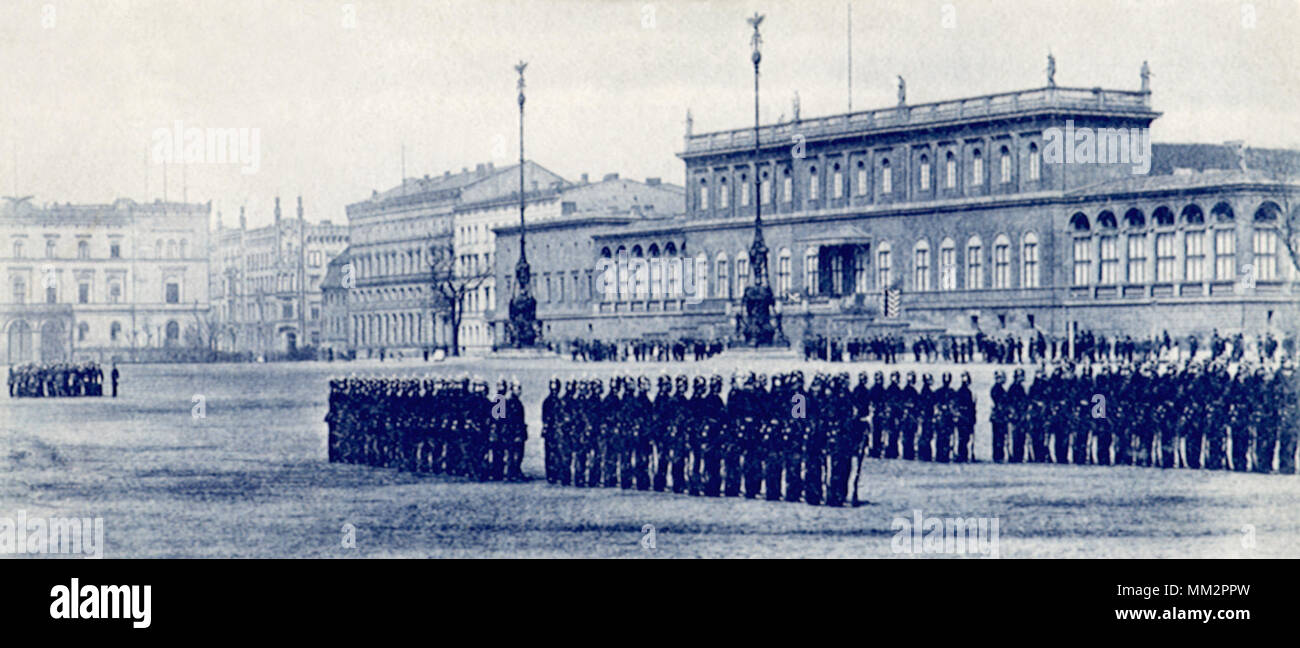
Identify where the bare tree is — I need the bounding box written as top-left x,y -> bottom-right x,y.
429,238 -> 490,356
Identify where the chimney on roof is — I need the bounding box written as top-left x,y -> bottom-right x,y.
297,196 -> 304,220
461,167 -> 468,174
603,173 -> 619,181
444,170 -> 451,178
487,162 -> 495,171
274,197 -> 281,223
645,177 -> 661,186
239,206 -> 246,230
581,173 -> 589,184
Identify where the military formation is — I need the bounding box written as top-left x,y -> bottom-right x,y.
989,361 -> 1300,473
7,362 -> 112,398
567,337 -> 725,362
539,370 -> 978,506
325,375 -> 528,481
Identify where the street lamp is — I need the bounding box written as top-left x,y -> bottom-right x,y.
507,60 -> 539,348
741,12 -> 776,347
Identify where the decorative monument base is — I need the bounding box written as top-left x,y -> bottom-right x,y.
489,347 -> 559,360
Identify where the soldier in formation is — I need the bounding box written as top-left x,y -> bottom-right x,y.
988,360 -> 1299,473
325,374 -> 527,481
8,362 -> 105,398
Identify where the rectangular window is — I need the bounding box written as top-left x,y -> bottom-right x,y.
282,303 -> 293,319
946,158 -> 957,188
1254,229 -> 1278,280
719,183 -> 728,208
1156,232 -> 1176,282
857,168 -> 868,195
881,168 -> 892,195
1022,240 -> 1039,288
777,255 -> 791,297
831,254 -> 843,294
972,157 -> 983,185
762,179 -> 771,205
1185,230 -> 1205,281
110,243 -> 120,258
877,250 -> 892,289
914,248 -> 930,291
1127,234 -> 1147,283
1099,236 -> 1119,285
165,282 -> 180,304
1028,149 -> 1041,181
939,246 -> 955,290
1215,229 -> 1236,280
833,172 -> 844,199
783,176 -> 792,202
1073,238 -> 1092,286
920,163 -> 930,191
967,244 -> 982,289
1000,154 -> 1012,184
854,249 -> 868,294
736,258 -> 749,290
46,286 -> 57,303
79,283 -> 90,304
805,254 -> 818,295
808,174 -> 819,201
699,185 -> 709,211
994,243 -> 1010,288
741,181 -> 750,207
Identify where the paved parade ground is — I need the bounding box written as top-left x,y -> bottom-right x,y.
3,357 -> 1299,558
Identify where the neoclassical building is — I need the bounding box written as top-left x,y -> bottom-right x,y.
492,80 -> 1299,345
2,198 -> 211,364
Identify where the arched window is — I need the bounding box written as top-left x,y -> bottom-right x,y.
600,246 -> 612,258
1211,201 -> 1235,222
631,245 -> 643,257
1022,233 -> 1040,288
1182,204 -> 1205,225
1070,212 -> 1091,232
1027,142 -> 1041,181
877,242 -> 893,289
999,146 -> 1012,184
664,242 -> 677,256
1072,214 -> 1092,286
808,167 -> 819,201
777,248 -> 791,297
715,252 -> 730,300
164,320 -> 180,347
971,149 -> 983,186
993,235 -> 1011,288
880,159 -> 892,195
1125,208 -> 1146,229
854,246 -> 869,293
945,151 -> 957,189
736,255 -> 749,290
939,238 -> 956,290
913,240 -> 931,291
804,248 -> 819,295
966,236 -> 983,289
77,240 -> 89,259
919,154 -> 931,191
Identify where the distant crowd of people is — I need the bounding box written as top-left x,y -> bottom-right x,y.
325,375 -> 527,481
990,361 -> 1299,473
801,329 -> 1299,367
565,338 -> 725,363
7,362 -> 117,398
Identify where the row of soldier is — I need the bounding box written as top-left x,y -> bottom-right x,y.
325,375 -> 527,481
540,370 -> 978,506
7,362 -> 115,398
989,362 -> 1300,473
567,337 -> 725,363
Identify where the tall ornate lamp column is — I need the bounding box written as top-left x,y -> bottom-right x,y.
507,60 -> 539,348
741,12 -> 776,347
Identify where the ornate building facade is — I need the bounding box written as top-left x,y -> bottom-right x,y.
209,197 -> 349,356
1,198 -> 211,364
492,80 -> 1299,345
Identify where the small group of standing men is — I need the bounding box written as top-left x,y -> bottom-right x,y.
7,362 -> 117,398
325,375 -> 527,481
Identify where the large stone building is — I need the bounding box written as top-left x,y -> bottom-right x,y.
209,197 -> 349,356
342,161 -> 683,357
2,198 -> 211,364
493,78 -> 1299,346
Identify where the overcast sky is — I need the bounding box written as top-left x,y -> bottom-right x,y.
1,0 -> 1296,229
